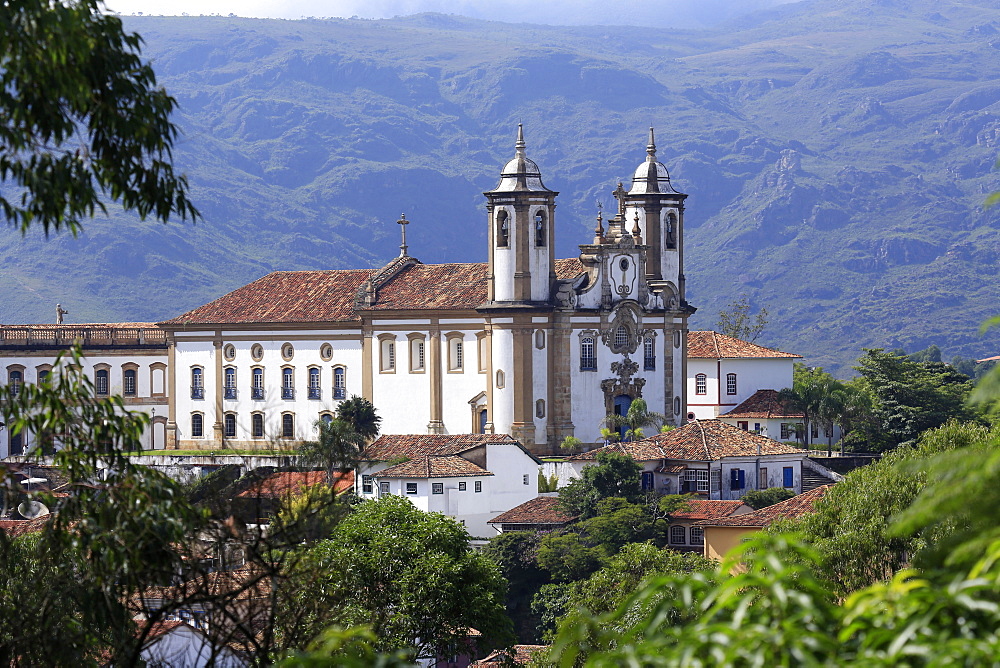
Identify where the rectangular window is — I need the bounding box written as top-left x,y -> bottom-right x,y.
580,337 -> 597,371
458,481 -> 467,491
380,339 -> 395,372
224,414 -> 236,438
644,337 -> 655,371
710,469 -> 721,493
730,468 -> 745,491
695,374 -> 707,395
379,481 -> 390,496
252,413 -> 264,438
252,368 -> 264,400
123,369 -> 137,397
696,469 -> 709,493
190,368 -> 203,399
224,367 -> 236,400
683,469 -> 697,493
783,466 -> 794,488
406,482 -> 418,495
362,475 -> 373,494
726,373 -> 737,395
780,423 -> 791,440
432,482 -> 444,495
454,341 -> 463,370
737,421 -> 748,431
811,424 -> 819,439
411,339 -> 425,372
474,480 -> 482,493
282,368 -> 294,400
670,525 -> 686,545
308,368 -> 321,399
282,413 -> 294,438
641,471 -> 654,491
690,526 -> 704,547
333,367 -> 346,400
759,467 -> 768,489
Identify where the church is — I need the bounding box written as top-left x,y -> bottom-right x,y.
0,127 -> 695,457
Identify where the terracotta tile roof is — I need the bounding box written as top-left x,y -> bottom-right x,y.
161,269 -> 373,325
658,464 -> 687,474
235,470 -> 354,498
162,257 -> 587,325
669,499 -> 749,521
570,420 -> 806,462
688,331 -> 801,359
488,497 -> 576,526
363,433 -> 519,461
0,516 -> 50,537
471,645 -> 548,666
372,455 -> 493,478
722,389 -> 805,419
140,566 -> 272,604
696,485 -> 832,527
141,620 -> 186,641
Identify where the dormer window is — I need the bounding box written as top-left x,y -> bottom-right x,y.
534,210 -> 546,247
496,210 -> 509,248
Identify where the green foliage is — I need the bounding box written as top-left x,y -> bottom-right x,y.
601,398 -> 666,443
741,487 -> 795,509
538,472 -> 559,493
531,583 -> 574,644
272,482 -> 350,544
779,363 -> 844,447
484,531 -> 549,643
336,395 -> 382,441
298,418 -> 366,484
558,452 -> 643,519
716,293 -> 768,344
275,626 -> 414,668
0,0 -> 198,234
560,435 -> 582,451
280,495 -> 513,659
851,348 -> 981,452
535,532 -> 604,583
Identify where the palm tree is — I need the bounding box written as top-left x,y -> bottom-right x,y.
299,418 -> 366,485
779,365 -> 838,447
601,398 -> 667,442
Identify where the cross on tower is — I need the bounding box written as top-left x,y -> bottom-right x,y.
397,213 -> 409,257
612,182 -> 627,218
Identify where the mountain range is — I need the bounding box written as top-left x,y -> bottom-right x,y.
2,0 -> 1000,375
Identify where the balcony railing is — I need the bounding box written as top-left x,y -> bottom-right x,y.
308,387 -> 321,400
333,387 -> 346,400
191,386 -> 204,400
282,387 -> 295,400
251,387 -> 265,400
644,357 -> 656,371
580,357 -> 597,371
224,387 -> 237,400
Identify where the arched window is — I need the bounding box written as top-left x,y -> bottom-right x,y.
644,336 -> 655,371
333,366 -> 346,400
252,367 -> 264,400
8,370 -> 23,397
580,336 -> 596,371
123,368 -> 137,397
534,210 -> 546,247
37,369 -> 50,385
380,337 -> 396,372
190,367 -> 204,399
224,413 -> 236,438
95,369 -> 109,396
320,412 -> 334,425
674,396 -> 681,415
191,413 -> 204,438
535,399 -> 545,418
665,212 -> 677,249
669,525 -> 686,545
690,526 -> 704,546
447,334 -> 464,372
282,367 -> 295,400
495,369 -> 505,389
308,367 -> 321,399
410,337 -> 425,372
695,373 -> 707,395
282,413 -> 294,439
496,210 -> 509,248
251,412 -> 264,439
224,367 -> 237,400
535,329 -> 545,349
726,373 -> 737,395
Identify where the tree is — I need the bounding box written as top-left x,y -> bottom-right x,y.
851,349 -> 981,452
336,395 -> 382,442
716,293 -> 768,343
483,531 -> 549,642
1,0 -> 198,234
558,451 -> 644,519
779,363 -> 841,447
600,398 -> 666,442
298,418 -> 366,485
741,487 -> 795,509
279,495 -> 513,660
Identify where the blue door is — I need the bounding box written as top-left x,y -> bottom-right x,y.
478,409 -> 488,434
783,466 -> 794,488
613,395 -> 632,441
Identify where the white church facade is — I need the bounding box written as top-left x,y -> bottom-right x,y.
1,128 -> 700,457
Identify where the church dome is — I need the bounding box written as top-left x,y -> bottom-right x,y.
488,125 -> 554,193
628,128 -> 679,195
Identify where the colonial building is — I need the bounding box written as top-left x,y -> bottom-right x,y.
156,126 -> 694,456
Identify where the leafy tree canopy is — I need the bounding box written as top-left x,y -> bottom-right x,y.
281,495 -> 513,659
716,293 -> 768,343
0,0 -> 198,234
558,451 -> 643,519
741,487 -> 795,509
336,395 -> 382,441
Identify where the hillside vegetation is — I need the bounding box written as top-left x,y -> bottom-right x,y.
3,0 -> 1000,374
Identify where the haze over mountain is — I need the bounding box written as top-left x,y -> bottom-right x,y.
3,0 -> 1000,375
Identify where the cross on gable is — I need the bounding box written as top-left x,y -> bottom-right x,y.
612,182 -> 627,217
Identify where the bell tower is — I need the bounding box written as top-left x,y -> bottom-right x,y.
484,125 -> 558,304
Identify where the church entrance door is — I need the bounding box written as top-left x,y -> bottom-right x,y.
613,395 -> 632,441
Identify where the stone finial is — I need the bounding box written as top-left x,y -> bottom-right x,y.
632,211 -> 642,240
515,123 -> 526,158
647,126 -> 657,160
397,213 -> 409,257
594,202 -> 605,244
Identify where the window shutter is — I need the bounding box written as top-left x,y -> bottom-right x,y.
737,469 -> 746,489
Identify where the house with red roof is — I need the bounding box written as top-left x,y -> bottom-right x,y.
358,433 -> 542,537
665,498 -> 753,552
487,495 -> 577,533
565,420 -> 809,501
696,485 -> 832,562
686,331 -> 801,422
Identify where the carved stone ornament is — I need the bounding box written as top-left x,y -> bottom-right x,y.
601,304 -> 641,355
600,354 -> 646,414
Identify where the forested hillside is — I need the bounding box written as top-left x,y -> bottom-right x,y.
3,0 -> 999,374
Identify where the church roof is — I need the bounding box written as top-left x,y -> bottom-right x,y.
687,331 -> 801,359
722,389 -> 805,419
570,420 -> 806,463
162,258 -> 586,325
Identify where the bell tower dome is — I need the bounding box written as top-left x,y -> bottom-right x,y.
484,125 -> 558,304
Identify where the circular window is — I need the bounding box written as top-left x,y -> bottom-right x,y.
281,343 -> 294,361
223,344 -> 236,361
320,343 -> 333,362
619,258 -> 629,271
251,344 -> 264,362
